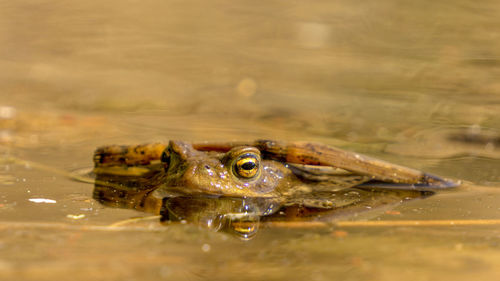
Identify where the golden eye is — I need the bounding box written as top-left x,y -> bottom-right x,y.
233,154 -> 260,179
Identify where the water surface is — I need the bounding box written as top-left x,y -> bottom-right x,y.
1,1 -> 500,280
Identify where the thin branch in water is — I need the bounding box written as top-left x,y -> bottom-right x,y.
2,219 -> 500,232
108,215 -> 162,227
264,219 -> 500,228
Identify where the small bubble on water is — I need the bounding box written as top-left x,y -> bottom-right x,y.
236,78 -> 257,98
201,244 -> 211,253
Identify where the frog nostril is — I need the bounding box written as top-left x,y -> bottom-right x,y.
161,151 -> 170,163
161,150 -> 171,171
204,165 -> 214,176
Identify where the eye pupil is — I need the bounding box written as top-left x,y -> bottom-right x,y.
240,162 -> 256,170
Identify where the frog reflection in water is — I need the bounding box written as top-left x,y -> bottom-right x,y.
93,140 -> 458,239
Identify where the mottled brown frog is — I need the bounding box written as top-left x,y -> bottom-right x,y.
93,140 -> 457,206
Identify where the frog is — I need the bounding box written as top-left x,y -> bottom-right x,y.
94,140 -> 456,189
92,140 -> 457,221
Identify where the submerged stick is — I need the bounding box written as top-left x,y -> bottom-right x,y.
1,219 -> 500,232
108,215 -> 162,227
265,219 -> 500,228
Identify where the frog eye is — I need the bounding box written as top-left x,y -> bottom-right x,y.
233,154 -> 260,179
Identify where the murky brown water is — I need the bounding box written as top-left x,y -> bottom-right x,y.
1,0 -> 500,280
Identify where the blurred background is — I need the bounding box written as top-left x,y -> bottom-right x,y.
1,0 -> 500,280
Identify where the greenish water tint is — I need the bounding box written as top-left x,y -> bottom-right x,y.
1,0 -> 500,280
